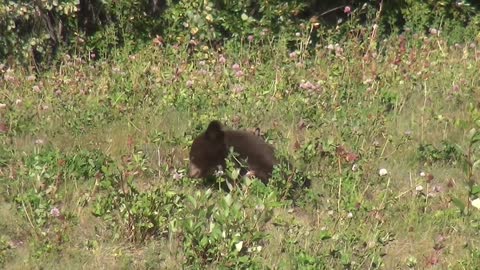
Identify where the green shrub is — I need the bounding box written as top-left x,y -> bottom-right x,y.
180,189 -> 274,268
0,0 -> 80,67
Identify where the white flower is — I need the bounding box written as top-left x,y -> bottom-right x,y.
420,171 -> 426,177
472,198 -> 480,209
379,168 -> 388,176
172,170 -> 184,180
352,164 -> 359,171
235,241 -> 243,252
35,139 -> 45,145
246,170 -> 256,178
415,185 -> 423,192
214,166 -> 224,177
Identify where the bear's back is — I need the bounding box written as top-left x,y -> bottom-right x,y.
223,130 -> 278,181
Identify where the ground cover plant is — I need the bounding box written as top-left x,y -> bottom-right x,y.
1,0 -> 480,269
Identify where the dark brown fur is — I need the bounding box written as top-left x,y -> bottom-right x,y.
189,120 -> 278,184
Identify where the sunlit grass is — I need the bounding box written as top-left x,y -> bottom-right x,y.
1,32 -> 480,268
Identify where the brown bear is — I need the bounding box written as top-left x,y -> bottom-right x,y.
188,120 -> 278,184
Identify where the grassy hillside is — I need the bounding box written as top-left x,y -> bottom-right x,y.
1,33 -> 480,269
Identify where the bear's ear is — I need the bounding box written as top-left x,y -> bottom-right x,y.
205,120 -> 224,141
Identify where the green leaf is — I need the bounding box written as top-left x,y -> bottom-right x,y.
224,194 -> 233,207
473,159 -> 480,170
229,168 -> 240,180
451,197 -> 466,212
319,231 -> 332,240
226,180 -> 233,191
471,185 -> 480,195
186,195 -> 197,208
200,236 -> 208,247
471,132 -> 480,145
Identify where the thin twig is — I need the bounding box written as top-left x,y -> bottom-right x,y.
319,5 -> 347,17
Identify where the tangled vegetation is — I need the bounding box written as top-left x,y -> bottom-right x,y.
1,0 -> 480,269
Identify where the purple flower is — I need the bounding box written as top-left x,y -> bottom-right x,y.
335,44 -> 344,55
50,207 -> 60,217
299,81 -> 314,90
247,35 -> 254,42
218,55 -> 226,64
235,70 -> 244,78
295,62 -> 305,68
452,84 -> 460,93
4,69 -> 15,82
232,63 -> 241,72
344,6 -> 351,14
197,69 -> 208,76
232,85 -> 245,94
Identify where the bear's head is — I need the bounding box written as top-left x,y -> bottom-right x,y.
188,120 -> 228,178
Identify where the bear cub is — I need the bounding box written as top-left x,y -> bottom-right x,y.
188,120 -> 278,184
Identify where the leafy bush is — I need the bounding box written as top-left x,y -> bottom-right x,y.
93,183 -> 185,243
161,0 -> 306,44
0,0 -> 80,67
9,148 -> 113,228
180,189 -> 274,268
0,146 -> 12,167
2,0 -> 479,68
382,0 -> 480,42
0,235 -> 12,267
416,141 -> 463,165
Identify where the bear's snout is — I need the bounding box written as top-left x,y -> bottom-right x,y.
189,163 -> 202,178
